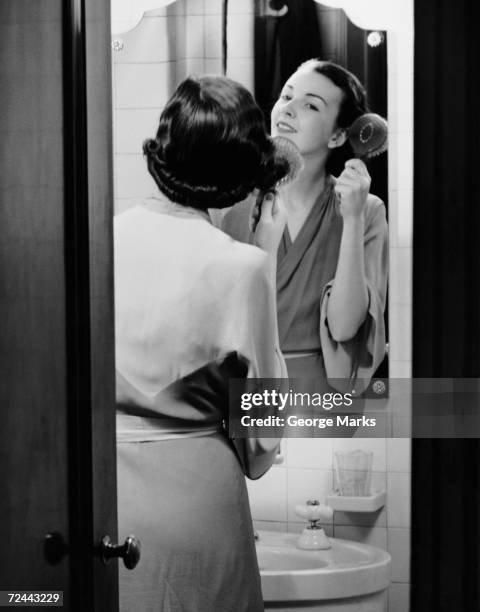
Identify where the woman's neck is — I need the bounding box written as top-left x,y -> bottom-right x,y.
282,154 -> 328,212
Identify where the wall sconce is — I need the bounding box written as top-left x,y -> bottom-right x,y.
111,0 -> 178,34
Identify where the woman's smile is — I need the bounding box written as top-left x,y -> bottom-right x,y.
275,121 -> 297,134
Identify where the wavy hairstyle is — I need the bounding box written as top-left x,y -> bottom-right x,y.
143,76 -> 289,209
299,59 -> 369,175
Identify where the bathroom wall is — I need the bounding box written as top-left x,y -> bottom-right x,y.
112,2 -> 413,610
112,0 -> 254,215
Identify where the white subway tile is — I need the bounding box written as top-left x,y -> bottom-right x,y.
287,469 -> 333,523
186,0 -> 204,15
114,154 -> 157,199
186,57 -> 205,75
389,247 -> 412,306
387,439 -> 411,472
204,0 -> 223,14
229,0 -> 254,13
388,528 -> 411,583
389,304 -> 412,362
186,15 -> 205,58
388,583 -> 410,612
285,438 -> 333,470
115,63 -> 172,108
387,472 -> 411,528
204,58 -> 223,74
389,361 -> 412,379
246,468 -> 287,522
253,520 -> 287,533
334,525 -> 387,550
226,58 -> 254,90
204,14 -> 223,57
115,108 -> 161,154
227,13 -> 254,58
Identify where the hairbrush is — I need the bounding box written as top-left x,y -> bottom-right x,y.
347,113 -> 388,161
250,136 -> 304,233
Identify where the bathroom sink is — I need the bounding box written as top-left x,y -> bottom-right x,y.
256,530 -> 391,604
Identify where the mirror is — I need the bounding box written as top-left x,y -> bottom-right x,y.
111,1 -> 413,609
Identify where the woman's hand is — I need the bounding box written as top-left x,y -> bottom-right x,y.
334,159 -> 371,220
252,191 -> 286,256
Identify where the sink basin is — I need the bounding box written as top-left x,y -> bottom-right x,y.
256,530 -> 391,610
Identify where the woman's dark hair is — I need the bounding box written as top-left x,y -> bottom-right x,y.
143,75 -> 289,209
299,59 -> 369,175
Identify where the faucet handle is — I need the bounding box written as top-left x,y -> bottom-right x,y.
294,499 -> 333,523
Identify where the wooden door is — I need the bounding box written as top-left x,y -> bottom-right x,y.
0,1 -> 119,609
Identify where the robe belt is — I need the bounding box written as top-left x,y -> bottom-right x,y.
116,413 -> 222,442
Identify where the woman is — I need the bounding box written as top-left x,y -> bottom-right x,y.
220,60 -> 388,398
114,75 -> 288,611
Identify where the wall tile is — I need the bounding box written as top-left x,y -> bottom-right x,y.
229,0 -> 255,13
114,154 -> 156,199
387,472 -> 411,528
186,0 -> 204,16
247,468 -> 287,522
114,108 -> 161,154
204,0 -> 223,14
115,63 -> 172,108
285,438 -> 333,470
227,13 -> 253,58
253,520 -> 287,534
333,525 -> 388,550
388,528 -> 411,583
389,304 -> 411,362
389,361 -> 412,379
387,439 -> 411,472
287,468 -> 333,523
389,190 -> 413,249
227,58 -> 254,90
204,58 -> 223,74
204,14 -> 223,57
389,247 -> 412,306
388,583 -> 410,612
186,15 -> 204,58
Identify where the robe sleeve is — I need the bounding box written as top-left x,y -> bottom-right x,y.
319,196 -> 388,394
228,249 -> 287,480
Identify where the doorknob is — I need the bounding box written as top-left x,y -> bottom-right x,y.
98,535 -> 141,569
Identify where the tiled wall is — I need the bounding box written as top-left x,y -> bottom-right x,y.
112,1 -> 413,610
112,0 -> 254,215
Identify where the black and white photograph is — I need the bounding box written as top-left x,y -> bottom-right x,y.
1,1 -> 479,611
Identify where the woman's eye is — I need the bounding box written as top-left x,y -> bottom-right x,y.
305,103 -> 319,111
280,94 -> 291,101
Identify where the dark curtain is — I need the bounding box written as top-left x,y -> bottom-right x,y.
412,1 -> 480,610
254,0 -> 322,119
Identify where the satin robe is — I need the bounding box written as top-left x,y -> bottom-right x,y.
216,175 -> 388,395
114,198 -> 286,612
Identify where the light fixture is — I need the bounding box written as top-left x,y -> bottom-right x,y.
111,0 -> 178,35
367,31 -> 384,48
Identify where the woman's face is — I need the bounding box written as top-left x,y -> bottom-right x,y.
271,67 -> 346,158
